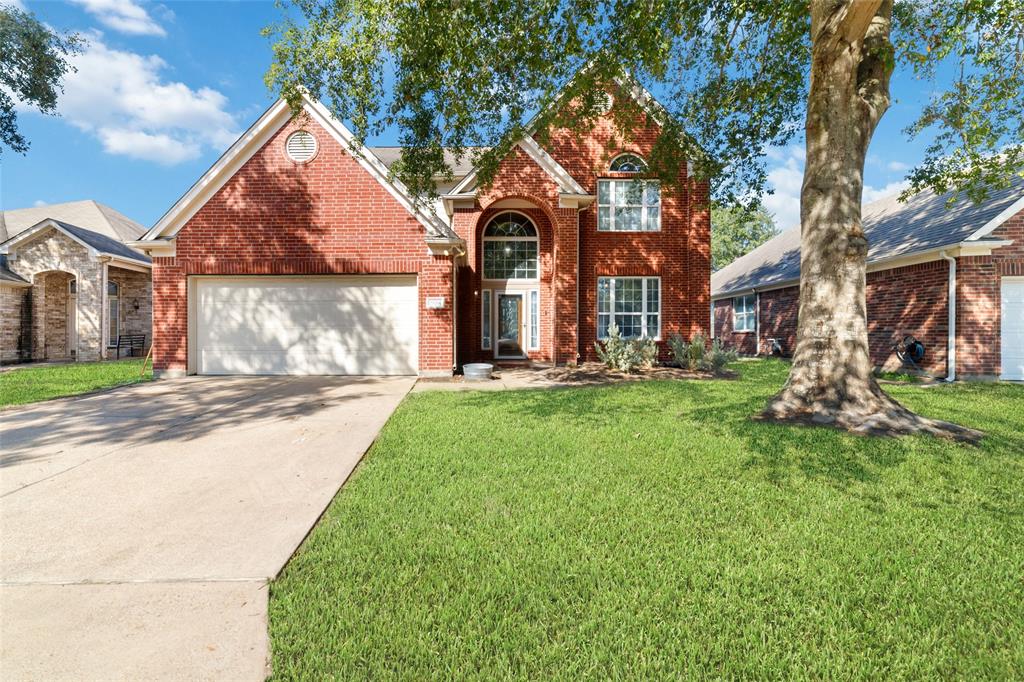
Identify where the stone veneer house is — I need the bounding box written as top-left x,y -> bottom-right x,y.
711,176 -> 1024,381
0,201 -> 152,364
131,83 -> 710,377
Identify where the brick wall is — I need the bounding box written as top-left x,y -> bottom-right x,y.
454,99 -> 711,366
152,115 -> 453,375
714,207 -> 1024,379
958,208 -> 1024,378
0,286 -> 29,363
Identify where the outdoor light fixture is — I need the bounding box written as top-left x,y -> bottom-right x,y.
133,299 -> 140,311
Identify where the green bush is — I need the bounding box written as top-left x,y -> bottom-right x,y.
708,338 -> 739,374
595,323 -> 658,373
668,334 -> 737,374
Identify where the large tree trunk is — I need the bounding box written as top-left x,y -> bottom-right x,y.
762,0 -> 978,441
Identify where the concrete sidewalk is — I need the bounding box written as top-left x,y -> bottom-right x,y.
0,375 -> 413,680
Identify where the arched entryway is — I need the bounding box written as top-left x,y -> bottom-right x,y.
31,270 -> 78,360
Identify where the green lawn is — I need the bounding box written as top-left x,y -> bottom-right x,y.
269,360 -> 1024,679
0,358 -> 152,407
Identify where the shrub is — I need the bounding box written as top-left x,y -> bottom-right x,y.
595,324 -> 658,373
708,338 -> 739,374
668,333 -> 707,370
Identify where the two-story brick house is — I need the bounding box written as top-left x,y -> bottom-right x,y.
132,84 -> 710,377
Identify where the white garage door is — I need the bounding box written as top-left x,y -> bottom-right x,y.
195,276 -> 418,375
1002,277 -> 1024,381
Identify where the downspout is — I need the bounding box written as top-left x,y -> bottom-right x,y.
940,250 -> 956,382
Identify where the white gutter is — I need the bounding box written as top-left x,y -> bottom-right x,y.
940,250 -> 956,382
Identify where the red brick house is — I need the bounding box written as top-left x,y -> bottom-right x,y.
711,178 -> 1024,380
132,87 -> 710,377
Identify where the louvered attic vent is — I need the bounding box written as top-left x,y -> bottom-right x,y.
286,130 -> 318,162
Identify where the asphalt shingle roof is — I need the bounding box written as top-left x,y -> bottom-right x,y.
55,221 -> 151,263
711,176 -> 1024,298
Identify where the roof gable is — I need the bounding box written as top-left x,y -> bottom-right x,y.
142,96 -> 453,242
0,219 -> 151,265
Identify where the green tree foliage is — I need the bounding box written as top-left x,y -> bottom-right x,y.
266,0 -> 1022,203
711,205 -> 777,270
0,6 -> 81,156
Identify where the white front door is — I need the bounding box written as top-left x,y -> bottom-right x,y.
194,276 -> 418,375
1001,277 -> 1024,380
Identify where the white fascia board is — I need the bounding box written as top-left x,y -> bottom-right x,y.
125,238 -> 176,258
143,99 -> 292,240
559,193 -> 596,209
964,193 -> 1024,241
104,255 -> 152,272
1,219 -> 100,259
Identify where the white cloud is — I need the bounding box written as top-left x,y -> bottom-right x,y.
763,146 -> 804,230
887,160 -> 910,173
97,128 -> 200,164
764,147 -> 912,228
68,0 -> 166,36
33,199 -> 47,207
863,180 -> 910,204
0,0 -> 26,10
57,35 -> 238,164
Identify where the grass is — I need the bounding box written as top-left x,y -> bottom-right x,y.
0,358 -> 152,407
269,360 -> 1024,679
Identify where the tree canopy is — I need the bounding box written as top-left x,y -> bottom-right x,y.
267,0 -> 1023,204
0,6 -> 81,156
711,205 -> 778,271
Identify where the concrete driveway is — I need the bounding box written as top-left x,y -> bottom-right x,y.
0,375 -> 414,680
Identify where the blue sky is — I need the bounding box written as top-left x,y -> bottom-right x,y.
2,0 -> 941,229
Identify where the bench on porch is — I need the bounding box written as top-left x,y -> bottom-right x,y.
114,334 -> 147,359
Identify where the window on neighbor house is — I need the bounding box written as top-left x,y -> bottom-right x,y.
481,289 -> 492,349
597,155 -> 660,232
733,294 -> 756,332
107,280 -> 120,346
483,212 -> 539,280
597,277 -> 660,340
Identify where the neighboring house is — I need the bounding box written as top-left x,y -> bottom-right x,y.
0,201 -> 152,364
711,177 -> 1024,380
131,83 -> 710,377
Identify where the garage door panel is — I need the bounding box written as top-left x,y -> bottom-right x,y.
1002,278 -> 1024,381
195,277 -> 418,376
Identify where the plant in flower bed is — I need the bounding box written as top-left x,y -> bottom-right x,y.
594,324 -> 658,373
669,334 -> 738,375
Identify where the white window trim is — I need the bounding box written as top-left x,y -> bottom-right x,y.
481,289 -> 492,350
608,153 -> 647,173
597,276 -> 662,340
597,179 -> 661,232
733,294 -> 756,333
107,280 -> 120,347
528,289 -> 540,351
482,211 -> 540,282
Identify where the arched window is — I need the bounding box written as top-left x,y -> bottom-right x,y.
482,212 -> 538,280
107,280 -> 120,347
609,153 -> 647,173
599,154 -> 661,232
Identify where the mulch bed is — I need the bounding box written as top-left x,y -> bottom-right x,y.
536,362 -> 736,385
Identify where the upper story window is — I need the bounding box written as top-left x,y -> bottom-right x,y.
598,154 -> 661,232
483,212 -> 538,280
609,153 -> 647,173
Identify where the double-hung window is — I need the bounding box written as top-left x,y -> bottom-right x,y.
597,277 -> 660,339
733,294 -> 756,332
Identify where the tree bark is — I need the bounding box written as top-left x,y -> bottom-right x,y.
761,0 -> 979,441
